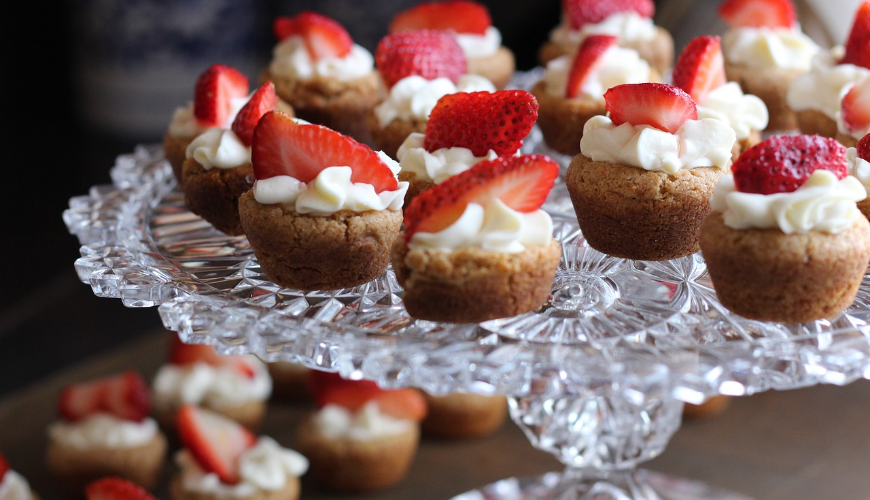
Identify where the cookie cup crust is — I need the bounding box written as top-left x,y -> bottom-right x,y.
397,171 -> 436,209
836,132 -> 859,148
731,130 -> 763,162
421,392 -> 507,438
170,475 -> 300,500
467,46 -> 516,90
795,108 -> 839,138
699,213 -> 870,323
538,27 -> 673,75
182,159 -> 253,236
724,61 -> 802,131
164,133 -> 193,187
366,109 -> 428,160
239,191 -> 402,291
392,237 -> 561,323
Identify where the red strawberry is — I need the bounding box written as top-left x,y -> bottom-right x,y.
404,154 -> 558,243
86,478 -> 157,500
58,371 -> 150,422
374,390 -> 427,422
309,372 -> 427,422
273,12 -> 353,60
842,1 -> 870,69
841,78 -> 870,134
0,452 -> 8,482
375,30 -> 467,89
718,0 -> 796,29
423,90 -> 539,157
58,379 -> 105,422
858,133 -> 870,160
194,64 -> 250,128
732,135 -> 848,195
252,111 -> 399,192
562,0 -> 654,30
672,36 -> 727,103
604,83 -> 698,134
389,1 -> 491,35
231,82 -> 278,147
177,405 -> 256,485
565,35 -> 618,99
168,335 -> 256,379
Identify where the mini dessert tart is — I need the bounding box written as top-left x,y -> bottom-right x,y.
389,1 -> 515,90
394,154 -> 561,323
172,406 -> 308,500
368,30 -> 496,158
846,135 -> 870,220
673,36 -> 768,161
566,83 -> 736,261
298,372 -> 426,492
397,89 -> 539,206
267,362 -> 311,400
720,0 -> 819,131
533,34 -> 656,156
788,1 -> 870,136
837,75 -> 870,148
86,478 -> 157,500
0,452 -> 38,500
152,334 -> 272,431
46,371 -> 167,494
539,0 -> 673,76
239,112 -> 407,291
700,135 -> 870,323
262,12 -> 381,142
420,392 -> 507,439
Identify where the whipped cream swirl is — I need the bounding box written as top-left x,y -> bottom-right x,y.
49,414 -> 158,450
397,133 -> 498,184
169,95 -> 249,139
269,36 -> 374,82
374,74 -> 496,128
185,128 -> 251,169
697,82 -> 769,140
542,46 -> 651,100
722,27 -> 819,71
153,359 -> 272,411
787,47 -> 870,119
549,12 -> 657,47
0,472 -> 32,500
847,147 -> 870,193
314,401 -> 415,441
455,26 -> 502,59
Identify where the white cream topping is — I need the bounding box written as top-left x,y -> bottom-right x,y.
373,74 -> 496,128
408,199 -> 553,253
313,402 -> 415,441
710,170 -> 865,234
177,437 -> 308,497
722,27 -> 819,71
269,36 -> 374,82
455,26 -> 502,59
847,147 -> 870,193
837,76 -> 870,139
0,472 -> 32,500
152,359 -> 272,411
787,47 -> 870,119
169,96 -> 249,139
185,128 -> 251,169
549,12 -> 657,47
542,46 -> 651,100
396,132 -> 498,184
49,414 -> 158,450
580,115 -> 735,174
697,82 -> 769,140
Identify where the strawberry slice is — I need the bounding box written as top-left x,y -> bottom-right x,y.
194,64 -> 249,128
177,405 -> 256,485
389,1 -> 492,35
58,371 -> 150,423
604,83 -> 698,134
718,0 -> 796,29
0,452 -> 8,483
375,30 -> 467,89
841,77 -> 870,134
309,371 -> 427,422
672,36 -> 727,103
732,135 -> 848,195
168,335 -> 256,379
858,133 -> 870,160
404,154 -> 558,243
423,90 -> 539,157
565,35 -> 618,99
273,12 -> 353,60
562,0 -> 654,30
86,478 -> 157,500
374,390 -> 427,422
842,1 -> 870,69
251,111 -> 399,192
58,378 -> 106,422
232,82 -> 278,147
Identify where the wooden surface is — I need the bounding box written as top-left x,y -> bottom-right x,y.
3,331 -> 870,499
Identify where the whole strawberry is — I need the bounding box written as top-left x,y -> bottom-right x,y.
732,135 -> 848,195
842,1 -> 870,69
375,30 -> 466,89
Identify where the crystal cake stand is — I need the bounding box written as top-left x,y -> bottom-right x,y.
64,142 -> 870,499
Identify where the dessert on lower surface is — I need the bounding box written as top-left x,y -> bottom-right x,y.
566,83 -> 735,261
239,111 -> 407,291
152,334 -> 272,431
539,0 -> 673,76
47,371 -> 167,494
85,477 -> 157,500
172,406 -> 307,500
532,34 -> 656,156
394,154 -> 561,323
847,134 -> 870,220
421,392 -> 507,439
719,0 -> 819,131
0,452 -> 38,500
298,371 -> 425,492
700,135 -> 870,323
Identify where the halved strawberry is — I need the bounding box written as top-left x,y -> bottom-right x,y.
177,405 -> 256,485
86,478 -> 157,500
404,154 -> 558,243
672,36 -> 726,103
273,12 -> 353,60
309,371 -> 427,422
562,0 -> 654,30
58,379 -> 106,422
101,371 -> 151,422
718,0 -> 796,29
732,135 -> 848,194
858,133 -> 870,160
375,30 -> 467,89
232,82 -> 278,147
0,452 -> 8,483
841,77 -> 870,134
423,90 -> 539,156
604,83 -> 697,134
252,111 -> 399,192
565,35 -> 618,99
374,390 -> 427,422
842,1 -> 870,69
389,1 -> 491,35
168,335 -> 255,379
194,64 -> 250,128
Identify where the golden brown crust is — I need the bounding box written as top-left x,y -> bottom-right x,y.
724,61 -> 803,131
296,417 -> 419,492
538,27 -> 673,75
731,130 -> 763,162
366,109 -> 428,160
565,154 -> 724,261
699,213 -> 870,323
858,198 -> 870,222
836,132 -> 859,148
421,392 -> 507,438
795,108 -> 839,138
268,362 -> 311,400
170,475 -> 300,500
397,171 -> 436,208
239,192 -> 402,290
466,46 -> 516,90
392,237 -> 561,323
182,159 -> 254,236
164,133 -> 193,187
154,400 -> 267,433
